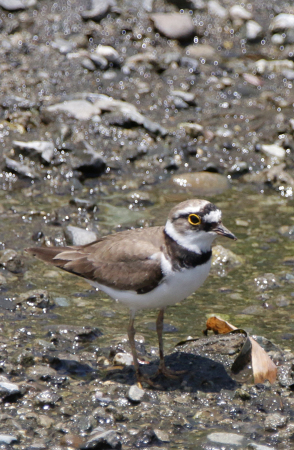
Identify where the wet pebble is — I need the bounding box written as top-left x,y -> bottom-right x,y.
208,1 -> 227,19
207,432 -> 245,446
13,140 -> 55,163
264,412 -> 287,431
52,38 -> 75,55
154,429 -> 170,443
254,274 -> 279,291
270,14 -> 294,32
150,13 -> 195,40
0,378 -> 21,398
211,245 -> 243,277
81,0 -> 116,21
46,324 -> 102,341
5,157 -> 38,179
134,426 -> 159,447
278,225 -> 294,238
113,352 -> 133,366
185,44 -> 217,61
64,225 -> 98,246
127,384 -> 145,403
37,414 -> 55,428
89,53 -> 108,70
95,45 -> 120,65
170,171 -> 230,196
60,434 -> 84,449
178,122 -> 203,137
0,249 -> 23,273
246,20 -> 263,40
81,428 -> 122,449
17,289 -> 51,309
0,434 -> 18,444
27,365 -> 58,381
92,407 -> 114,425
46,100 -> 102,121
259,143 -> 286,160
82,58 -> 97,71
229,5 -> 252,21
35,390 -> 62,407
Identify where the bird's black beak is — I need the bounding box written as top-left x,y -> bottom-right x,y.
214,222 -> 237,240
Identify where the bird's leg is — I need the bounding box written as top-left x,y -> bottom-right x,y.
127,311 -> 158,388
155,308 -> 185,378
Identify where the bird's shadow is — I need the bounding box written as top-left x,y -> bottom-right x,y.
104,351 -> 238,392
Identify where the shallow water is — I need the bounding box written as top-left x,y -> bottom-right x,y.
2,183 -> 294,356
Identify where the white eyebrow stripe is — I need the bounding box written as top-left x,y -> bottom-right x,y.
203,210 -> 222,223
174,202 -> 210,219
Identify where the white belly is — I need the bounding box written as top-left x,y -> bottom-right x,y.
88,259 -> 212,313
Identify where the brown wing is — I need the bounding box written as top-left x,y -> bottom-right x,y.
26,227 -> 165,293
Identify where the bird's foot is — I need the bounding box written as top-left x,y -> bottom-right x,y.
136,371 -> 161,389
154,364 -> 187,379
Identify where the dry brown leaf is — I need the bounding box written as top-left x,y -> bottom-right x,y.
205,316 -> 277,384
250,338 -> 277,384
205,316 -> 237,334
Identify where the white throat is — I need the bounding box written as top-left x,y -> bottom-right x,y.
165,220 -> 217,253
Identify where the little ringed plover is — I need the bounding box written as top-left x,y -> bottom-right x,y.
27,199 -> 237,387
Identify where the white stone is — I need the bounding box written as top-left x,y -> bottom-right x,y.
46,100 -> 102,120
246,20 -> 263,40
113,352 -> 133,366
260,144 -> 286,159
207,1 -> 227,18
96,45 -> 119,63
254,59 -> 294,74
270,13 -> 294,32
13,140 -> 54,163
208,432 -> 245,446
271,34 -> 285,45
229,5 -> 252,21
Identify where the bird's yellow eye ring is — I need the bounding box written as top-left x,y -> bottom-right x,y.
188,214 -> 201,226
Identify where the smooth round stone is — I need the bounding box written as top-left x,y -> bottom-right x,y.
264,412 -> 287,431
246,20 -> 263,40
207,432 -> 245,446
127,384 -> 145,403
185,44 -> 217,61
229,5 -> 252,21
170,171 -> 230,196
151,13 -> 195,40
64,225 -> 98,246
113,352 -> 133,366
260,144 -> 286,159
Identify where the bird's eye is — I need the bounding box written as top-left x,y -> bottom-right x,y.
188,214 -> 201,225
